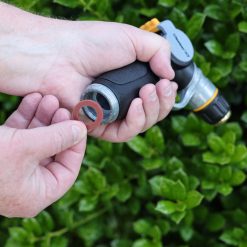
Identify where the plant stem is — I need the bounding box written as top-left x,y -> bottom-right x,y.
33,207 -> 108,243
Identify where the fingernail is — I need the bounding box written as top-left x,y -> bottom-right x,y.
149,90 -> 157,102
72,125 -> 86,144
163,83 -> 173,97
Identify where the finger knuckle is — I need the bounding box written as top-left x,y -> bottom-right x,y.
53,129 -> 66,152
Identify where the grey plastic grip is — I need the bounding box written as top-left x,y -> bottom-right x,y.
158,20 -> 194,66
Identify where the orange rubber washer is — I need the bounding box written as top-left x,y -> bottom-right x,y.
72,100 -> 104,132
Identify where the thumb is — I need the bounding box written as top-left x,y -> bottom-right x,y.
23,120 -> 87,159
83,22 -> 174,79
123,25 -> 175,80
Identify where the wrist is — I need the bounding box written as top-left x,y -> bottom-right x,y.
0,3 -> 63,95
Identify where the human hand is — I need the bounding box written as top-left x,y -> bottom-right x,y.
0,93 -> 87,217
0,3 -> 177,142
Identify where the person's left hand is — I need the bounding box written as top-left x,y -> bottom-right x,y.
0,93 -> 87,217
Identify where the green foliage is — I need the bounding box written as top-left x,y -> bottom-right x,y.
1,0 -> 247,246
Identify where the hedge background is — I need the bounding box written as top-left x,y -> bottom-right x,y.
1,0 -> 247,246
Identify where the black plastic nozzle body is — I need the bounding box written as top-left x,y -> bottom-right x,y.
90,59 -> 230,125
92,61 -> 158,120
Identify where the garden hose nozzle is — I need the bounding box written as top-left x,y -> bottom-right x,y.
73,19 -> 231,129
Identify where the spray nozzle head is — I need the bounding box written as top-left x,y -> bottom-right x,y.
195,93 -> 231,125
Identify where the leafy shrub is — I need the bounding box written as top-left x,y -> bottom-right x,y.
1,0 -> 247,246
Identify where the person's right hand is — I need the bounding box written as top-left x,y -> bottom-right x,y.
0,2 -> 177,142
0,93 -> 87,218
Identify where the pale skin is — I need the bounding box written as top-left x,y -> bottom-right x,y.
0,2 -> 177,217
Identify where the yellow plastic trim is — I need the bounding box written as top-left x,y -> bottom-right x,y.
140,18 -> 160,33
193,88 -> 219,112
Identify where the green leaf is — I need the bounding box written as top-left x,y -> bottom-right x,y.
155,201 -> 180,215
9,0 -> 39,9
145,126 -> 165,153
116,181 -> 132,202
9,227 -> 29,242
168,179 -> 187,201
127,136 -> 153,158
203,152 -> 231,165
85,168 -> 107,192
241,111 -> 247,124
102,184 -> 119,201
74,180 -> 93,195
53,210 -> 74,229
217,184 -> 233,196
133,219 -> 152,235
171,211 -> 186,224
201,180 -> 216,190
204,164 -> 220,180
149,177 -> 187,201
232,209 -> 247,224
149,176 -> 164,196
229,2 -> 243,19
158,0 -> 176,8
37,211 -> 54,232
219,166 -> 232,182
194,52 -> 211,75
186,113 -> 201,130
220,123 -> 242,140
189,176 -> 200,190
95,0 -> 110,15
84,144 -> 104,167
133,239 -> 162,247
167,157 -> 184,171
209,60 -> 233,82
239,60 -> 247,72
53,0 -> 81,8
220,228 -> 245,245
180,226 -> 194,242
221,33 -> 240,59
171,116 -> 187,133
206,213 -> 226,232
181,133 -> 201,147
231,144 -> 247,163
98,140 -> 113,155
133,219 -> 161,241
204,5 -> 227,21
185,191 -> 203,209
169,8 -> 187,28
77,220 -> 103,246
139,8 -> 159,17
240,242 -> 247,247
223,131 -> 236,144
148,226 -> 162,241
205,40 -> 223,57
51,237 -> 68,247
238,21 -> 247,33
224,143 -> 235,156
22,218 -> 42,236
141,158 -> 164,171
207,133 -> 224,153
111,239 -> 132,247
78,196 -> 98,212
231,169 -> 246,186
58,190 -> 80,209
186,13 -> 206,40
225,33 -> 240,53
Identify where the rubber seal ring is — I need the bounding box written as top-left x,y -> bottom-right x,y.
72,100 -> 104,132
